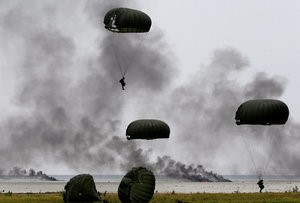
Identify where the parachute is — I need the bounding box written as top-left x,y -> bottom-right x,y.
235,99 -> 289,125
235,99 -> 289,179
103,8 -> 152,81
118,167 -> 155,203
104,7 -> 152,33
63,174 -> 100,203
126,119 -> 170,140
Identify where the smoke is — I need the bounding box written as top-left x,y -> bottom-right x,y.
0,0 -> 299,179
151,47 -> 299,176
152,156 -> 230,182
245,72 -> 287,99
0,167 -> 56,180
105,137 -> 229,181
0,0 -> 177,175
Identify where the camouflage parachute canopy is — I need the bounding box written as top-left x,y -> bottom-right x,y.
63,174 -> 100,203
118,167 -> 156,203
235,99 -> 289,125
104,7 -> 152,33
126,119 -> 170,140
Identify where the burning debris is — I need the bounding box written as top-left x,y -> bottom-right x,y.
0,167 -> 57,181
112,136 -> 230,182
153,156 -> 230,182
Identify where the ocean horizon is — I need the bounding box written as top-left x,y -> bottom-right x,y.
2,174 -> 300,182
50,174 -> 300,182
1,174 -> 300,194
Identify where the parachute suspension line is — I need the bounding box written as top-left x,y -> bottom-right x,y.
262,128 -> 278,176
111,34 -> 125,77
110,34 -> 145,77
149,139 -> 154,150
240,133 -> 259,177
122,34 -> 146,76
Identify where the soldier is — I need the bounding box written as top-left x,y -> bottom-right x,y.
119,77 -> 126,90
257,179 -> 264,193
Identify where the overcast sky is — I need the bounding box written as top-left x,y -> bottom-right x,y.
0,0 -> 300,176
142,0 -> 300,116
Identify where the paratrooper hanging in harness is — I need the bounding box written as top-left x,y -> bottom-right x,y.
103,7 -> 152,90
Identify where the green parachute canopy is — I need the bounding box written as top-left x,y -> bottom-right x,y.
118,167 -> 155,203
104,7 -> 152,33
126,119 -> 170,140
63,174 -> 100,203
235,99 -> 289,125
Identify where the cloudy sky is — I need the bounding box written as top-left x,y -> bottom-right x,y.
0,0 -> 300,176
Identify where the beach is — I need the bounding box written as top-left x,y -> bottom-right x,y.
1,175 -> 300,194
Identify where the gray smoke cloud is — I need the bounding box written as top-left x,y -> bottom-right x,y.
150,47 -> 300,176
0,0 -> 178,176
245,72 -> 287,99
0,0 -> 299,179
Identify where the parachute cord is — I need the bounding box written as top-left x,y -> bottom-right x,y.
122,34 -> 145,76
262,152 -> 273,177
262,128 -> 278,176
240,133 -> 259,178
111,34 -> 125,77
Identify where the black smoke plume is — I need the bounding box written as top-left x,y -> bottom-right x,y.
107,137 -> 229,181
153,156 -> 230,182
0,167 -> 56,181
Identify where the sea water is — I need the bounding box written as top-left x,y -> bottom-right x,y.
1,175 -> 300,193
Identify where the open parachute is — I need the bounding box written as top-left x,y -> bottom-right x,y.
235,99 -> 289,125
104,7 -> 152,33
235,99 -> 289,179
126,119 -> 170,140
103,8 -> 152,84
